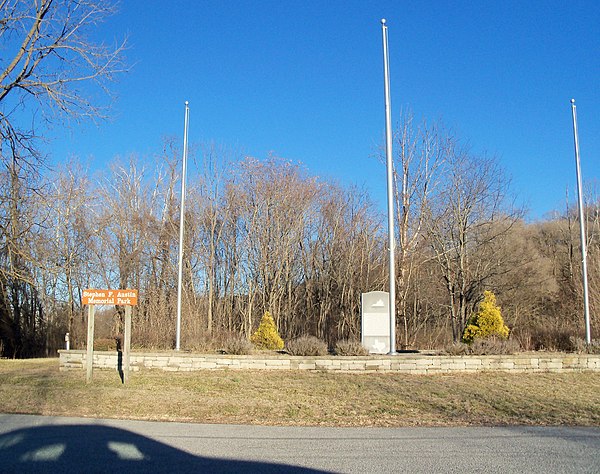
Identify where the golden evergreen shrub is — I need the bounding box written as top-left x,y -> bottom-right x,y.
462,290 -> 510,344
250,311 -> 284,350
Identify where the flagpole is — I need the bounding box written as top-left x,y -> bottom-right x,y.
381,19 -> 396,354
570,99 -> 591,344
176,101 -> 190,351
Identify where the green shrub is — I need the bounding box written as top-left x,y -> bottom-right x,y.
334,339 -> 368,356
250,311 -> 284,350
462,291 -> 509,344
286,335 -> 328,356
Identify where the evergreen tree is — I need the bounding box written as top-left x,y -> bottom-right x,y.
251,312 -> 284,350
462,291 -> 510,343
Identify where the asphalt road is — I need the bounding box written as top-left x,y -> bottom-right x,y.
1,414 -> 599,473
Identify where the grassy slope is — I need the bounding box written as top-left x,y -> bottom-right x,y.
1,358 -> 599,427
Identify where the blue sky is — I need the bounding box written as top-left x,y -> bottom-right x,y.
46,0 -> 599,220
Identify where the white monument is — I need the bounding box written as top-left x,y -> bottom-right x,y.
361,291 -> 390,354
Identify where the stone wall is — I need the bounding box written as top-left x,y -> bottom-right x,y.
58,350 -> 600,374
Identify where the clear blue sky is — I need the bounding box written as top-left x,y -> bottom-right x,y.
47,0 -> 600,220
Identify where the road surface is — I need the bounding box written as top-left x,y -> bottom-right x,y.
1,414 -> 598,473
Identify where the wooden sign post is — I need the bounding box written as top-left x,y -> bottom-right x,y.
85,304 -> 95,384
82,289 -> 138,384
124,305 -> 132,384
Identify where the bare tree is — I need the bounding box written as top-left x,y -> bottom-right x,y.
532,189 -> 599,338
302,184 -> 385,343
0,0 -> 126,162
45,160 -> 94,340
192,143 -> 236,334
0,156 -> 47,356
0,0 -> 125,357
390,112 -> 446,347
229,156 -> 320,336
427,146 -> 522,341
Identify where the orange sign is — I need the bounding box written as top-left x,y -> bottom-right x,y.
82,289 -> 138,306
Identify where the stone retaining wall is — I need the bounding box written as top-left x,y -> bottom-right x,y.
58,350 -> 600,374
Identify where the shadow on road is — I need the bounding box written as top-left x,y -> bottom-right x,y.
0,424 -> 328,473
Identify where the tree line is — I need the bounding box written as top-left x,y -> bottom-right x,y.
1,126 -> 597,357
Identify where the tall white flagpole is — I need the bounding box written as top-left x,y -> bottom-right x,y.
381,19 -> 396,354
570,99 -> 591,344
176,101 -> 190,351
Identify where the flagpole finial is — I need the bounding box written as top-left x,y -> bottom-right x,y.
570,98 -> 575,105
185,100 -> 189,106
381,18 -> 387,25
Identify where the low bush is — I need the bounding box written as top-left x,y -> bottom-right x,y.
530,328 -> 576,352
334,339 -> 368,356
509,327 -> 534,352
444,337 -> 519,355
586,341 -> 600,355
469,336 -> 520,355
185,332 -> 221,353
570,337 -> 600,355
222,336 -> 253,355
93,338 -> 118,351
286,335 -> 328,356
444,342 -> 470,356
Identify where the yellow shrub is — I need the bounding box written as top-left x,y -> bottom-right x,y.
251,311 -> 284,350
462,291 -> 510,344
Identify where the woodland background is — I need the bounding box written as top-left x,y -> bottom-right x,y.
2,133 -> 598,357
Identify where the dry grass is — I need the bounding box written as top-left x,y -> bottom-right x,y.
1,358 -> 599,427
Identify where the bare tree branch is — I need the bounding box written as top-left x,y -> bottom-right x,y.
0,0 -> 127,164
